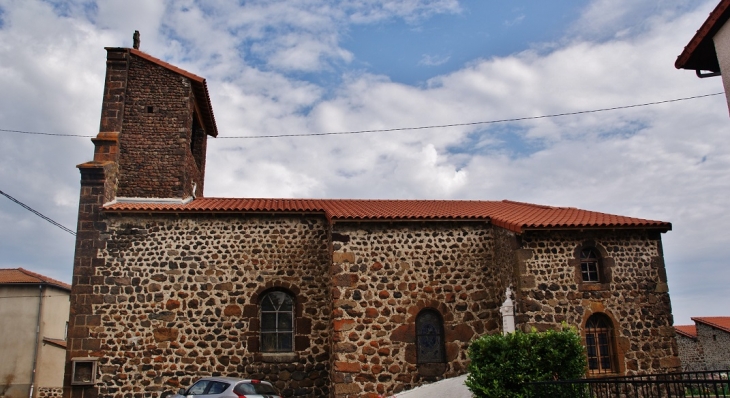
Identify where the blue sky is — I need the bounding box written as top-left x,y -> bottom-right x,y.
344,2 -> 588,85
0,0 -> 728,326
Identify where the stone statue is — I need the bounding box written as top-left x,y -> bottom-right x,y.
500,286 -> 515,335
133,30 -> 140,50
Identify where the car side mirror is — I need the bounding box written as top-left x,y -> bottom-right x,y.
177,389 -> 186,396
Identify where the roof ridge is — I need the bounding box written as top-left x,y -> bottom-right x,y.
501,199 -> 575,210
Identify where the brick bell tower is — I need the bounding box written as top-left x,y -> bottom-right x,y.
64,45 -> 217,398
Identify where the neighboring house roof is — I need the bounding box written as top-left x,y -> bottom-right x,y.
692,316 -> 730,334
115,48 -> 218,138
676,0 -> 730,72
43,337 -> 68,349
105,198 -> 671,234
0,268 -> 71,291
674,325 -> 698,339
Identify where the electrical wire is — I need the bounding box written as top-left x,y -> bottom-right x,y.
0,189 -> 76,236
218,92 -> 725,139
0,92 -> 723,140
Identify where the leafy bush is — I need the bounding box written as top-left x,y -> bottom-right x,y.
466,326 -> 587,398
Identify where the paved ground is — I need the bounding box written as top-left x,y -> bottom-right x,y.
389,375 -> 472,398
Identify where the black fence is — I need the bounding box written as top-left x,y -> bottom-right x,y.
529,370 -> 730,398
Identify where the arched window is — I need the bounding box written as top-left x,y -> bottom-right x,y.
416,309 -> 445,364
585,313 -> 616,374
260,290 -> 294,352
580,248 -> 602,283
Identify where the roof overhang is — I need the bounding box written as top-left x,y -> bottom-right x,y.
676,0 -> 730,72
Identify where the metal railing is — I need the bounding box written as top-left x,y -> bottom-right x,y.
529,370 -> 730,398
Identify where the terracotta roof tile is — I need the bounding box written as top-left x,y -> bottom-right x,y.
105,198 -> 671,233
122,48 -> 218,137
692,316 -> 730,334
676,0 -> 730,71
674,325 -> 697,339
0,268 -> 71,291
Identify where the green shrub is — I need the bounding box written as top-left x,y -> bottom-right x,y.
466,326 -> 587,398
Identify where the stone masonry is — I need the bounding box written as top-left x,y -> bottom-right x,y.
514,230 -> 679,374
695,322 -> 730,370
676,333 -> 705,371
89,214 -> 331,397
329,222 -> 515,396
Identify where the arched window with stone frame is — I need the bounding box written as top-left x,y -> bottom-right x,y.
572,242 -> 614,291
580,247 -> 602,283
260,290 -> 295,352
585,313 -> 617,374
416,309 -> 446,364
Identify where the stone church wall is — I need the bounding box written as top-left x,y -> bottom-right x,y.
514,230 -> 680,375
90,214 -> 331,397
329,222 -> 515,397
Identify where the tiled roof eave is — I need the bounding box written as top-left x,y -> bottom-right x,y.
674,329 -> 698,340
675,0 -> 730,71
518,224 -> 672,232
103,208 -> 329,217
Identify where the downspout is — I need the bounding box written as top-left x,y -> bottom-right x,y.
28,284 -> 44,398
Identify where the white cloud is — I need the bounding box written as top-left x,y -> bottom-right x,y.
418,54 -> 450,66
0,0 -> 727,324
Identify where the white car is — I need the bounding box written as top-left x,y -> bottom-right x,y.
169,376 -> 281,398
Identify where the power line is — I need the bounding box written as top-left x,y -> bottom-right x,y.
0,129 -> 93,137
0,92 -> 723,140
0,189 -> 76,236
221,92 -> 723,139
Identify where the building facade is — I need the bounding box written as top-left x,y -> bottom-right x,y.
675,317 -> 730,371
63,47 -> 681,398
0,268 -> 71,398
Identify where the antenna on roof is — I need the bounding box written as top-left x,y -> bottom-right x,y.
133,30 -> 140,50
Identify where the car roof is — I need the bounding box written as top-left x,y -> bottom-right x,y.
194,376 -> 272,385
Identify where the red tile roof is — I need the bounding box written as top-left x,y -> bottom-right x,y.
0,268 -> 71,291
676,0 -> 730,71
116,48 -> 218,137
105,198 -> 671,233
674,325 -> 697,339
692,316 -> 730,334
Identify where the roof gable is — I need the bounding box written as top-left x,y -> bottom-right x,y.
676,0 -> 730,72
692,316 -> 730,334
0,268 -> 71,291
104,198 -> 671,234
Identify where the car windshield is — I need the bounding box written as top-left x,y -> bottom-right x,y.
234,383 -> 278,395
185,380 -> 230,395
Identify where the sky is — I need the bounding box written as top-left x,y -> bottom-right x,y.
0,0 -> 728,326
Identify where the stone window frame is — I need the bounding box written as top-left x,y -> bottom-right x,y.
416,308 -> 446,365
581,309 -> 625,376
570,241 -> 614,292
248,282 -> 307,363
259,289 -> 295,353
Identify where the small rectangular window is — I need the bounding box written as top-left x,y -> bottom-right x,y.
71,358 -> 98,385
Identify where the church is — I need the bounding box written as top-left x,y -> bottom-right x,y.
63,45 -> 680,398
